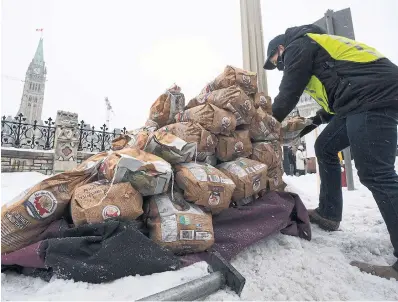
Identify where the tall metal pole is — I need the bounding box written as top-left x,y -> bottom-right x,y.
240,0 -> 268,95
324,9 -> 355,191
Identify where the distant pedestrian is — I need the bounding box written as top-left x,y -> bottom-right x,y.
288,147 -> 296,176
295,145 -> 306,176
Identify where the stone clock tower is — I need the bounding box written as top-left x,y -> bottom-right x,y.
17,38 -> 47,123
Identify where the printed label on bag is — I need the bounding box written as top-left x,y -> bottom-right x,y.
102,205 -> 121,219
252,175 -> 261,192
190,166 -> 208,182
180,230 -> 195,240
220,162 -> 247,177
234,141 -> 244,154
245,166 -> 256,174
196,232 -> 212,241
24,190 -> 57,220
161,215 -> 178,242
259,95 -> 267,106
254,164 -> 266,171
206,135 -> 215,149
4,212 -> 30,230
243,99 -> 252,112
179,215 -> 191,225
220,177 -> 235,185
221,117 -> 232,129
242,75 -> 251,85
208,191 -> 221,206
208,174 -> 220,183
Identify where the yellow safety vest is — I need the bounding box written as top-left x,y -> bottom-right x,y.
338,152 -> 343,163
303,33 -> 385,114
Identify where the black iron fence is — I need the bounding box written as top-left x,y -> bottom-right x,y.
1,114 -> 56,150
77,121 -> 126,152
1,113 -> 127,152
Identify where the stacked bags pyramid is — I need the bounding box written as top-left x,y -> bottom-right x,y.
2,65 -> 303,256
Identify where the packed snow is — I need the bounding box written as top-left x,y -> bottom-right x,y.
1,172 -> 49,206
0,147 -> 55,153
2,167 -> 398,301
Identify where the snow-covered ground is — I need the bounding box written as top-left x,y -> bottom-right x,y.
2,168 -> 398,301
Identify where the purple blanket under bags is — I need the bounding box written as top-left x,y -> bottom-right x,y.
1,191 -> 311,283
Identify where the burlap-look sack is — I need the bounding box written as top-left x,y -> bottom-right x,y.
71,181 -> 143,226
281,116 -> 312,146
98,148 -> 172,196
111,134 -> 132,151
76,151 -> 109,171
268,167 -> 286,192
251,142 -> 279,171
216,130 -> 252,162
187,86 -> 255,126
144,130 -> 197,164
175,162 -> 236,214
144,119 -> 159,130
1,164 -> 99,254
158,122 -> 218,155
149,84 -> 185,128
111,127 -> 154,151
175,104 -> 236,136
145,192 -> 214,254
217,157 -> 268,202
198,154 -> 217,166
250,107 -> 281,142
253,93 -> 272,114
267,140 -> 283,163
200,66 -> 258,96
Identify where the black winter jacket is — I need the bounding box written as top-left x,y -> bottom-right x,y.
272,25 -> 398,122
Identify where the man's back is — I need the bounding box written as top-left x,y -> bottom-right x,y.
272,24 -> 398,121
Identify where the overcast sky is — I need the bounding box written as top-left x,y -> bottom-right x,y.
1,0 -> 398,130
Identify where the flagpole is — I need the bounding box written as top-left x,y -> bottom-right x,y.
36,28 -> 44,38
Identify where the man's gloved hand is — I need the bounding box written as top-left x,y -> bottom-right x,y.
314,108 -> 334,125
299,109 -> 334,137
299,122 -> 318,137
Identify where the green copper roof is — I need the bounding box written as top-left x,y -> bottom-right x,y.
33,38 -> 44,64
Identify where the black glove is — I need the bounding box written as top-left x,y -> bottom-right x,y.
314,109 -> 334,125
299,109 -> 334,137
299,121 -> 318,137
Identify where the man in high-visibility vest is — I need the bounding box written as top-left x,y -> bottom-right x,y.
264,24 -> 398,280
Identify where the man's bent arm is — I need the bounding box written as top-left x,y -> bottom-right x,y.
272,38 -> 317,122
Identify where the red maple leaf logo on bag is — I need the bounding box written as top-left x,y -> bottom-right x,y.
34,196 -> 51,216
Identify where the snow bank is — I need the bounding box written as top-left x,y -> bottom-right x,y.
1,168 -> 398,301
1,172 -> 49,205
207,171 -> 398,301
1,147 -> 54,153
1,262 -> 209,301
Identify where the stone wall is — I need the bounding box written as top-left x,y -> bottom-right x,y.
1,148 -> 54,175
1,109 -> 111,175
1,148 -> 99,175
77,152 -> 97,164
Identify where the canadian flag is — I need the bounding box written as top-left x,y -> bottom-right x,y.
36,28 -> 44,32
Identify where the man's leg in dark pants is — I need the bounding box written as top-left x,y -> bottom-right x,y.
314,116 -> 350,221
346,108 -> 398,260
